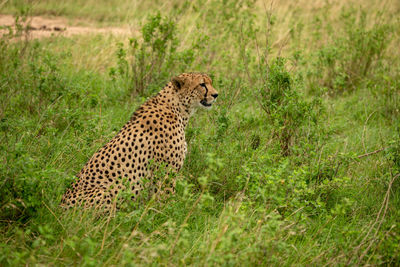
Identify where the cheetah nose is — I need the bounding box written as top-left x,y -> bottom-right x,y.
211,93 -> 218,99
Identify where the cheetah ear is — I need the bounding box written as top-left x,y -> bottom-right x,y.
171,76 -> 184,91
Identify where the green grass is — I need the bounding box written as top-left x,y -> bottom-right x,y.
1,0 -> 400,265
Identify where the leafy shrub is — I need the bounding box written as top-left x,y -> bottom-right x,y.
110,12 -> 197,96
259,58 -> 320,155
308,8 -> 394,95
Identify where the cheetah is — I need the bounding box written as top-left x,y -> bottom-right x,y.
61,73 -> 218,210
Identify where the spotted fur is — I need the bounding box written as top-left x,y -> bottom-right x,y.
61,73 -> 218,209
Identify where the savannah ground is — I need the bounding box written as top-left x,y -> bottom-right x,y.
0,0 -> 399,265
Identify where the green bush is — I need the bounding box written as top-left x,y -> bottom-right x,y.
308,8 -> 394,95
110,13 -> 197,96
259,58 -> 321,155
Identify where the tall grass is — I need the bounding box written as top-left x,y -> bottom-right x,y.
0,0 -> 399,265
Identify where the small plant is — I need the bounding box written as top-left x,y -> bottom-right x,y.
259,58 -> 319,155
110,13 -> 196,96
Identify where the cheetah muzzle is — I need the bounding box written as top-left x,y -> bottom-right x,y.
61,73 -> 218,210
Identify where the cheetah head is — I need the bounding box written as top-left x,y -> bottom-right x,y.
172,73 -> 218,111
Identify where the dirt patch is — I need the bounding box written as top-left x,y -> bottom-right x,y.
0,14 -> 134,39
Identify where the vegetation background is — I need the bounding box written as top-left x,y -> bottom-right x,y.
0,0 -> 399,265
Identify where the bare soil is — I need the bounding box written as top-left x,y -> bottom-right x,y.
0,14 -> 133,39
